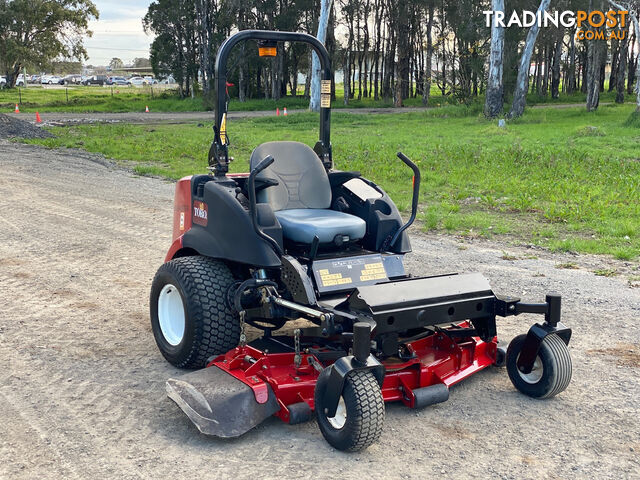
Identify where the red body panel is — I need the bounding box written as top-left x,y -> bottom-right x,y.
172,176 -> 193,242
209,321 -> 497,423
164,176 -> 192,262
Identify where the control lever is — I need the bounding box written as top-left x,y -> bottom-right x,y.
248,155 -> 283,256
388,151 -> 421,248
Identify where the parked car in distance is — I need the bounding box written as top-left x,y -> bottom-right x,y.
127,76 -> 147,86
159,75 -> 175,84
61,74 -> 83,85
108,76 -> 129,86
29,75 -> 41,84
0,76 -> 6,86
16,74 -> 26,86
83,75 -> 108,86
41,75 -> 62,85
143,76 -> 158,84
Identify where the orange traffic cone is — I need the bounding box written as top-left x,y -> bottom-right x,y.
14,104 -> 20,113
35,112 -> 42,123
276,107 -> 280,116
283,107 -> 288,116
145,105 -> 150,113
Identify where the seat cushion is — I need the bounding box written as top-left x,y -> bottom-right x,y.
275,209 -> 366,244
250,141 -> 331,211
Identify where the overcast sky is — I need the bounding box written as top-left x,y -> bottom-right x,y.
84,0 -> 154,66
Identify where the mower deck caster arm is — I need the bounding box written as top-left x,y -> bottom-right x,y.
495,293 -> 572,374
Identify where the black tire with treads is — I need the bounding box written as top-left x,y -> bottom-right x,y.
314,368 -> 385,451
506,333 -> 572,399
150,256 -> 239,369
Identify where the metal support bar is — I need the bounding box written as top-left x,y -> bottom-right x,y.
270,297 -> 329,321
212,30 -> 333,175
495,293 -> 562,325
352,323 -> 371,364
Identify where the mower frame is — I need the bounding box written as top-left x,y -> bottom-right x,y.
153,29 -> 574,452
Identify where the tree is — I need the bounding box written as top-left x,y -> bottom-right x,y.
109,58 -> 124,70
609,0 -> 640,111
422,0 -> 435,106
484,0 -> 505,118
310,0 -> 334,111
585,0 -> 606,111
0,0 -> 98,88
133,57 -> 152,68
508,0 -> 551,118
144,0 -> 199,98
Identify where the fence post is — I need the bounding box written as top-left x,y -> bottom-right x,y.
19,88 -> 22,104
66,87 -> 69,103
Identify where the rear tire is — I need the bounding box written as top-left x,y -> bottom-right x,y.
150,256 -> 240,368
506,333 -> 572,399
314,368 -> 385,451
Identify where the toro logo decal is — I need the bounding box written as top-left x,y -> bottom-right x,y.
193,201 -> 208,226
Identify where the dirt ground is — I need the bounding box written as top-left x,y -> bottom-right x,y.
20,102 -> 611,126
0,140 -> 638,480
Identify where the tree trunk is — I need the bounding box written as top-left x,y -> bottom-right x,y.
616,25 -> 629,103
395,0 -> 410,103
551,38 -> 562,99
586,1 -> 605,112
542,45 -> 550,97
344,50 -> 351,106
628,28 -> 637,95
484,0 -> 505,118
567,33 -> 577,94
508,0 -> 551,118
609,37 -> 620,92
310,0 -> 332,111
423,2 -> 434,106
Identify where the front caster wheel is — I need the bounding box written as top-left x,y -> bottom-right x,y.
314,368 -> 384,452
506,333 -> 572,399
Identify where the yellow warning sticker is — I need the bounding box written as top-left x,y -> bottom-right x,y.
319,270 -> 353,287
321,94 -> 331,108
321,80 -> 331,94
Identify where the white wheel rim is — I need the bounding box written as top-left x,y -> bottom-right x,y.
327,396 -> 347,429
158,283 -> 185,346
518,355 -> 544,384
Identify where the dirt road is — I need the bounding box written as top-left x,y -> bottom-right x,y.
0,140 -> 638,479
30,108 -> 416,126
27,102 -> 609,126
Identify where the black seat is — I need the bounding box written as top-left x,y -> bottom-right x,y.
250,141 -> 366,244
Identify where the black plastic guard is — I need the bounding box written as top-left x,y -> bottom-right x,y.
166,366 -> 280,438
516,322 -> 572,373
322,355 -> 385,417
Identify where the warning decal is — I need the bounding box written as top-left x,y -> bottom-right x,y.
312,254 -> 389,293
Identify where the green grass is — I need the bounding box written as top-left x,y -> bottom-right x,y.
22,103 -> 640,259
2,84 -> 634,114
0,86 -> 204,113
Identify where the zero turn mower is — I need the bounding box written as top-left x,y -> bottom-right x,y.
150,30 -> 573,451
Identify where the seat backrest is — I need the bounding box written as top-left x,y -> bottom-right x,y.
250,141 -> 331,211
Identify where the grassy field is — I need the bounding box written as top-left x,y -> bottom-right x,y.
1,84 -> 631,113
23,103 -> 640,260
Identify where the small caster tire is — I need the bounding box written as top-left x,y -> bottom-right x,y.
314,368 -> 384,452
506,333 -> 572,399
